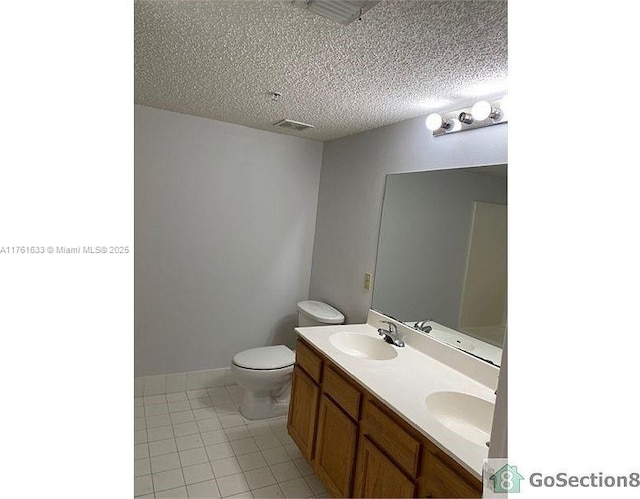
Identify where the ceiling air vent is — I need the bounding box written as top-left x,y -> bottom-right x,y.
291,0 -> 381,26
273,119 -> 315,131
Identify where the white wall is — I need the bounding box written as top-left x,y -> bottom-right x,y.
308,115 -> 508,323
135,106 -> 323,376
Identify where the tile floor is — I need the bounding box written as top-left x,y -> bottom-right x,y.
135,385 -> 329,498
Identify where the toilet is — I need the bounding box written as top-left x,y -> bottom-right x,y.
231,300 -> 345,420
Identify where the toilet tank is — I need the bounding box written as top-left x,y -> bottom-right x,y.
297,300 -> 345,327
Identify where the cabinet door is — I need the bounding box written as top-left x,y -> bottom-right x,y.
287,366 -> 320,461
313,394 -> 358,497
422,451 -> 482,498
353,436 -> 416,498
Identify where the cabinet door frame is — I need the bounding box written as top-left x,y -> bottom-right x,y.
313,394 -> 359,497
287,365 -> 320,461
353,435 -> 417,498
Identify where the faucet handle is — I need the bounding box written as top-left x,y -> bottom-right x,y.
379,320 -> 396,332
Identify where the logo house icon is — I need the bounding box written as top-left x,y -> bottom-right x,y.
489,464 -> 525,493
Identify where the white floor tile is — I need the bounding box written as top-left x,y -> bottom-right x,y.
156,485 -> 189,498
304,474 -> 328,495
176,433 -> 204,452
170,410 -> 196,425
166,391 -> 189,403
283,444 -> 302,460
145,403 -> 169,416
247,423 -> 272,437
206,442 -> 235,461
261,447 -> 291,466
144,394 -> 167,406
149,438 -> 178,457
279,477 -> 313,498
292,458 -> 314,477
135,429 -> 148,444
135,475 -> 153,496
217,472 -> 250,497
187,389 -> 209,399
270,462 -> 301,483
253,433 -> 280,450
146,414 -> 172,429
215,405 -> 241,417
135,458 -> 151,477
236,452 -> 267,472
251,484 -> 284,498
152,468 -> 185,492
187,479 -> 221,499
220,415 -> 245,428
183,462 -> 215,485
134,389 -> 326,499
147,425 -> 174,442
202,429 -> 228,446
211,457 -> 242,478
179,447 -> 209,467
172,421 -> 199,437
224,492 -> 253,499
194,408 -> 218,421
168,400 -> 192,413
230,437 -> 259,456
135,443 -> 150,460
151,452 -> 182,473
224,426 -> 252,441
244,467 -> 277,490
197,417 -> 223,433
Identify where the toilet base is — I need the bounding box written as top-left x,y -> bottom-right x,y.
239,384 -> 291,420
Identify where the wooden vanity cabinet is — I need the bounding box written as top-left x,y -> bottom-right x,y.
287,338 -> 482,498
287,339 -> 324,461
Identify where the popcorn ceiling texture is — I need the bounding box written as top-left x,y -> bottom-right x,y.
135,0 -> 507,142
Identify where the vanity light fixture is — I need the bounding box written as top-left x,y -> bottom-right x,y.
426,96 -> 508,137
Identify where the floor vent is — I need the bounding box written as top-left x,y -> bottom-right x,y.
272,119 -> 315,131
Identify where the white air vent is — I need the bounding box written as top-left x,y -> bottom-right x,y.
273,119 -> 315,131
292,0 -> 381,26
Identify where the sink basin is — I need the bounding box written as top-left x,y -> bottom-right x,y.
425,391 -> 494,447
329,332 -> 398,360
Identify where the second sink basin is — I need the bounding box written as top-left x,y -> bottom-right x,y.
426,391 -> 494,447
329,332 -> 398,360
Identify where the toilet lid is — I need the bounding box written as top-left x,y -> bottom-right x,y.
297,300 -> 345,324
233,345 -> 295,370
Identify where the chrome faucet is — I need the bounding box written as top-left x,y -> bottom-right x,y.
378,321 -> 405,347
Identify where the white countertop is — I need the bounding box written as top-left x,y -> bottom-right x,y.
295,317 -> 498,479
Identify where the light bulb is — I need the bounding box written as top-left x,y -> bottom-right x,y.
472,100 -> 501,121
471,101 -> 492,120
426,113 -> 444,131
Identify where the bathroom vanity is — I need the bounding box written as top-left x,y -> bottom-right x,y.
287,311 -> 498,498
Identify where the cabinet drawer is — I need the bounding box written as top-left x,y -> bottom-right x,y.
295,339 -> 323,383
361,400 -> 422,477
322,364 -> 362,420
424,451 -> 482,498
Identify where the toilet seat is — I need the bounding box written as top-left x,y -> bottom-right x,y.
232,345 -> 295,370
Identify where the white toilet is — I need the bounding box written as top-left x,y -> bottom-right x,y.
231,300 -> 345,420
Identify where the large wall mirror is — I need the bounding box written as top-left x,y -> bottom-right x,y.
372,164 -> 507,366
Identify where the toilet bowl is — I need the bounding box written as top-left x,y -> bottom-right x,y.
231,300 -> 345,420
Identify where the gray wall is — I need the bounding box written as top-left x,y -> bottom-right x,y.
308,115 -> 508,323
135,106 -> 323,376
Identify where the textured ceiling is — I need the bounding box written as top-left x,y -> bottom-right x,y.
135,0 -> 508,142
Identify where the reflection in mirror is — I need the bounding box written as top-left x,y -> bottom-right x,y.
372,165 -> 507,366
